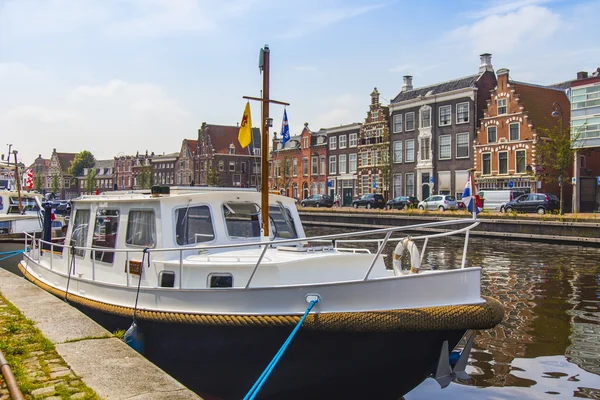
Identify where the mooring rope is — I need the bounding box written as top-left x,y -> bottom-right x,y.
64,245 -> 76,302
244,298 -> 320,400
132,247 -> 150,322
0,250 -> 24,262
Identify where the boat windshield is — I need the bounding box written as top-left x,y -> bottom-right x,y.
175,205 -> 215,245
269,205 -> 298,239
8,197 -> 39,213
223,202 -> 261,239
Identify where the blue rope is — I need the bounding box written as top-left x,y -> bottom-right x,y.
0,250 -> 24,261
244,299 -> 319,400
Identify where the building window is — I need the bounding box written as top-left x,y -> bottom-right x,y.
509,123 -> 520,141
456,102 -> 469,124
498,151 -> 508,174
487,126 -> 497,143
371,149 -> 379,165
482,153 -> 491,175
241,162 -> 246,173
349,133 -> 358,147
372,110 -> 379,121
292,158 -> 297,176
311,156 -> 318,175
405,139 -> 415,163
393,174 -> 402,198
218,161 -> 224,171
254,148 -> 261,156
420,108 -> 431,128
320,156 -> 326,175
303,137 -> 308,148
497,98 -> 507,115
329,156 -> 337,174
302,158 -> 308,175
393,114 -> 403,133
229,144 -> 235,154
420,138 -> 430,161
405,173 -> 414,197
349,154 -> 357,172
439,105 -> 451,126
233,174 -> 241,186
405,112 -> 415,131
439,135 -> 451,160
339,135 -> 347,149
329,136 -> 337,150
516,150 -> 526,173
393,141 -> 403,163
229,162 -> 235,172
339,154 -> 347,174
361,152 -> 368,167
362,176 -> 369,194
456,132 -> 469,158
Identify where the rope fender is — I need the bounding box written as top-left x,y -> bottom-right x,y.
18,262 -> 504,332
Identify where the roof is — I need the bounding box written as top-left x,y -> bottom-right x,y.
94,159 -> 114,169
546,80 -> 572,91
57,153 -> 76,174
201,124 -> 261,155
510,80 -> 570,131
392,74 -> 479,103
186,139 -> 198,156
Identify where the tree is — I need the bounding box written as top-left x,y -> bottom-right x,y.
535,122 -> 578,215
280,156 -> 292,195
68,151 -> 96,177
50,174 -> 61,195
85,168 -> 97,194
138,166 -> 153,189
379,147 -> 392,200
207,167 -> 221,186
33,173 -> 43,192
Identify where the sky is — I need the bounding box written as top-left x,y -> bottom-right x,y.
0,0 -> 598,166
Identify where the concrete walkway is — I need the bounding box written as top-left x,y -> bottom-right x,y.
0,268 -> 201,400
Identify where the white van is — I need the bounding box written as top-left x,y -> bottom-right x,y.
478,190 -> 526,212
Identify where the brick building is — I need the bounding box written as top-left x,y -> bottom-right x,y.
175,139 -> 197,186
324,123 -> 361,205
151,153 -> 177,186
47,149 -> 77,198
474,68 -> 571,208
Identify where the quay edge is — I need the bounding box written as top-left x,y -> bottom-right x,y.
0,268 -> 202,400
299,211 -> 600,246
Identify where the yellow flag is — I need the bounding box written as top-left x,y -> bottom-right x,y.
238,102 -> 252,148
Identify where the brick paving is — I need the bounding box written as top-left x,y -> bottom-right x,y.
0,295 -> 98,400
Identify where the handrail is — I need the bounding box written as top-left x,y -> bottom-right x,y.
0,348 -> 25,400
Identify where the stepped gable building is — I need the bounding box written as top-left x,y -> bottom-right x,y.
388,54 -> 496,201
270,123 -> 328,200
176,139 -> 197,186
357,88 -> 390,197
197,123 -> 261,188
28,155 -> 50,192
474,68 -> 571,208
324,122 -> 362,205
47,148 -> 77,198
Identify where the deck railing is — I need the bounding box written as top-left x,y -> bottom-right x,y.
23,218 -> 479,289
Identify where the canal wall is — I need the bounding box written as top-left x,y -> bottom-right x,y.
0,268 -> 202,400
299,211 -> 600,246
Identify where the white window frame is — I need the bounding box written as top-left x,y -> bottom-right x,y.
456,102 -> 469,124
438,135 -> 451,160
393,114 -> 403,133
339,135 -> 347,149
229,161 -> 236,172
349,154 -> 357,173
362,176 -> 369,194
405,173 -> 414,197
292,158 -> 297,177
456,132 -> 469,159
320,156 -> 326,175
329,156 -> 337,174
393,141 -> 403,163
509,123 -> 520,141
482,152 -> 492,175
311,156 -> 318,175
329,136 -> 337,150
515,149 -> 526,174
497,98 -> 507,115
349,133 -> 358,147
420,108 -> 431,128
339,154 -> 347,174
405,139 -> 415,163
405,112 -> 415,131
361,152 -> 368,167
439,105 -> 451,126
372,110 -> 379,121
498,151 -> 508,175
487,126 -> 497,143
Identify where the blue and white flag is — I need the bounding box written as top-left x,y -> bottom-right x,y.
461,176 -> 482,214
281,109 -> 290,146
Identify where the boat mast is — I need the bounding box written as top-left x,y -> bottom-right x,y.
243,45 -> 289,237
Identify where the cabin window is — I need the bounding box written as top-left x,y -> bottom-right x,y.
91,209 -> 120,264
126,210 -> 156,248
209,273 -> 233,288
71,210 -> 90,257
8,197 -> 39,213
223,202 -> 261,239
175,205 -> 215,245
269,205 -> 298,239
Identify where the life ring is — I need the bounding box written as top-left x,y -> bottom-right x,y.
392,238 -> 421,275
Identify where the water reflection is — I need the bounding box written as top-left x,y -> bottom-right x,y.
305,226 -> 600,399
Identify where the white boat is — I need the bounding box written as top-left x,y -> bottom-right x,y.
18,186 -> 503,399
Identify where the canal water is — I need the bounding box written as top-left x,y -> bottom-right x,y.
304,225 -> 600,399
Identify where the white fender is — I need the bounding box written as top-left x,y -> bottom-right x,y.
392,238 -> 421,276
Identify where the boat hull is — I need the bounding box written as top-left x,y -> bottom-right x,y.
0,236 -> 25,276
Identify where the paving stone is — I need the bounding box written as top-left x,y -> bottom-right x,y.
70,393 -> 86,399
23,356 -> 38,363
69,379 -> 81,387
44,397 -> 62,400
31,386 -> 55,398
45,358 -> 61,363
29,351 -> 45,356
48,364 -> 69,372
50,369 -> 73,379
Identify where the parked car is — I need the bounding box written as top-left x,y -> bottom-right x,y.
418,195 -> 457,211
386,196 -> 419,210
352,194 -> 386,209
478,189 -> 526,212
503,193 -> 559,214
300,194 -> 334,208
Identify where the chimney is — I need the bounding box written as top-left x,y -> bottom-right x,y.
479,53 -> 493,73
401,76 -> 413,92
577,71 -> 589,80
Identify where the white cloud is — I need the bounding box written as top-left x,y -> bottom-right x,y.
0,106 -> 79,124
466,0 -> 552,18
446,5 -> 560,54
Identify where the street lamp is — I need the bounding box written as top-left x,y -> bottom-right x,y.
551,102 -> 564,215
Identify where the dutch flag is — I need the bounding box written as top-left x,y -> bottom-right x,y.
462,176 -> 482,214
